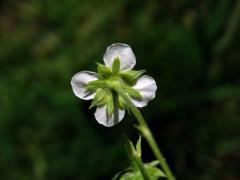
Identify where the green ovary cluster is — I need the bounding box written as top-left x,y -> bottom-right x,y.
86,58 -> 145,116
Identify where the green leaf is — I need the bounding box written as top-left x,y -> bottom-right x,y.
121,70 -> 145,86
136,136 -> 142,157
112,168 -> 132,180
148,160 -> 160,167
113,161 -> 166,180
115,138 -> 165,180
119,172 -> 141,180
144,161 -> 166,179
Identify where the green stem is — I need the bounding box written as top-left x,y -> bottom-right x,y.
112,83 -> 175,180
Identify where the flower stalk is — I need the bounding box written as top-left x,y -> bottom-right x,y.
110,82 -> 175,180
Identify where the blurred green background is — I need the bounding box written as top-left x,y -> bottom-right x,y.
0,0 -> 240,179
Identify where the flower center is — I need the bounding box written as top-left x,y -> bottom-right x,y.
86,58 -> 144,116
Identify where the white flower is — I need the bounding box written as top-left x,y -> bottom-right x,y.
71,43 -> 157,127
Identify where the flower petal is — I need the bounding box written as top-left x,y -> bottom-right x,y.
94,106 -> 125,127
131,75 -> 157,107
71,71 -> 98,100
103,43 -> 136,71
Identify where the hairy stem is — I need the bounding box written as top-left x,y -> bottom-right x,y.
112,83 -> 175,180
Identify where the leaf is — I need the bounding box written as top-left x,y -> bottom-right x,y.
144,161 -> 166,179
136,136 -> 142,157
112,168 -> 132,180
149,160 -> 160,167
113,160 -> 166,180
119,172 -> 142,180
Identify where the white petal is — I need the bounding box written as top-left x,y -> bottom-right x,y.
103,43 -> 136,71
71,71 -> 98,100
131,75 -> 157,107
94,106 -> 125,127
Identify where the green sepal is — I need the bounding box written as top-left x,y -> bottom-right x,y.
117,95 -> 125,109
97,63 -> 112,79
122,84 -> 142,100
107,93 -> 114,117
117,94 -> 131,113
86,80 -> 105,91
121,70 -> 145,86
89,88 -> 111,108
112,58 -> 120,76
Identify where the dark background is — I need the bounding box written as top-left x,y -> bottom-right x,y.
0,0 -> 240,179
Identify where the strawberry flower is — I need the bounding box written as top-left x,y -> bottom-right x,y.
71,43 -> 157,127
